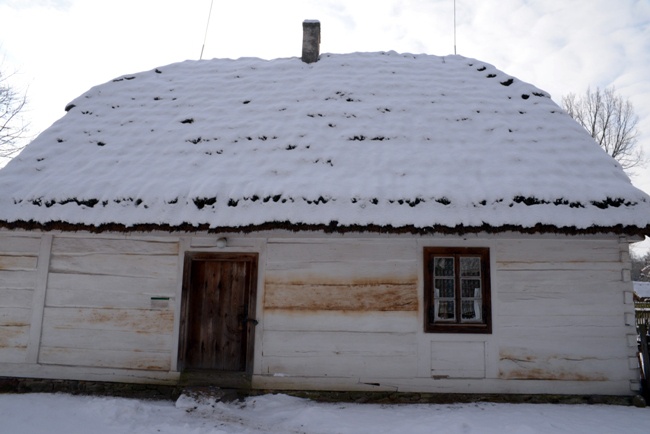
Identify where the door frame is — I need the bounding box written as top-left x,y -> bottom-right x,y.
177,252 -> 259,375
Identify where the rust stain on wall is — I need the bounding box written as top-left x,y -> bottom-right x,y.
79,309 -> 174,333
0,255 -> 37,271
38,346 -> 171,371
0,322 -> 29,328
499,350 -> 535,363
0,325 -> 28,348
264,307 -> 418,318
499,349 -> 608,381
135,362 -> 170,371
264,277 -> 418,311
499,368 -> 607,381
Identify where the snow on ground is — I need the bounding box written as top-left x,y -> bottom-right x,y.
1,392 -> 649,434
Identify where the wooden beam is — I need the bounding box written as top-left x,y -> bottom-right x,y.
26,234 -> 53,363
170,237 -> 190,372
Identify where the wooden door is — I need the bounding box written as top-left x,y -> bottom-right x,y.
179,253 -> 258,372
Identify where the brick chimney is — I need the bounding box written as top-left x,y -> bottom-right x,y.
301,20 -> 320,63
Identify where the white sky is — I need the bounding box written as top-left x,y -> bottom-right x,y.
1,0 -> 649,247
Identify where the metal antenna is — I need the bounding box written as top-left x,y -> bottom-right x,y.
200,0 -> 215,60
453,0 -> 457,55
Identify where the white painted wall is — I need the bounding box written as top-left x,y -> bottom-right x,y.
0,231 -> 639,394
254,236 -> 638,395
0,234 -> 41,364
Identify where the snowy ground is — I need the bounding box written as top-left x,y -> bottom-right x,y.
1,392 -> 650,434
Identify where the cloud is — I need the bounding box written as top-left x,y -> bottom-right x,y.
450,0 -> 650,189
2,0 -> 72,10
454,0 -> 640,94
1,0 -> 649,195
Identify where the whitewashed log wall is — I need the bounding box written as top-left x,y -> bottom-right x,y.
262,239 -> 419,382
0,232 -> 181,383
0,234 -> 41,364
0,231 -> 639,394
255,237 -> 639,395
40,236 -> 179,370
494,238 -> 636,385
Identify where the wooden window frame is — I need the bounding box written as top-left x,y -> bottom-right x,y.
423,247 -> 491,334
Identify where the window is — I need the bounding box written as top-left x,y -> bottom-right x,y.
424,247 -> 491,333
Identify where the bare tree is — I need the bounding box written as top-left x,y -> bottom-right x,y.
0,67 -> 28,159
632,250 -> 650,282
562,87 -> 643,171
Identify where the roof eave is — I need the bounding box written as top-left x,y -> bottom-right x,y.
1,220 -> 648,237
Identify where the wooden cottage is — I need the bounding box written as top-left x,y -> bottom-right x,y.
1,24 -> 650,395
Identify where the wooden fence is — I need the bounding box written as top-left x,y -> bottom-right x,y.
636,304 -> 650,399
636,303 -> 650,327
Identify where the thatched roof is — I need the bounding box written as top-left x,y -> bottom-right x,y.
1,52 -> 649,235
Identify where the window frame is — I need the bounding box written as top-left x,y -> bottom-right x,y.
423,247 -> 492,334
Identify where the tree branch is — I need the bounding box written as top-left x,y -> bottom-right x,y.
562,86 -> 643,171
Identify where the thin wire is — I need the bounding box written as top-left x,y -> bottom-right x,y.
200,0 -> 215,60
453,0 -> 457,55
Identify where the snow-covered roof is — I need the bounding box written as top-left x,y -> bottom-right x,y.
1,51 -> 649,234
634,281 -> 650,299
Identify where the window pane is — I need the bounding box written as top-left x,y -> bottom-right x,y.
434,257 -> 454,276
461,279 -> 481,298
460,257 -> 480,277
435,300 -> 455,320
434,278 -> 455,298
461,300 -> 481,321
